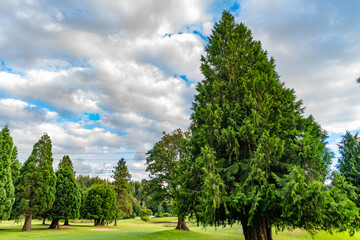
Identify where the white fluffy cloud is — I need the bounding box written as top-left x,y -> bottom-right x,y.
1,0 -> 359,180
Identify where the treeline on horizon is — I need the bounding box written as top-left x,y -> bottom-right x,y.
0,126 -> 173,231
1,11 -> 360,240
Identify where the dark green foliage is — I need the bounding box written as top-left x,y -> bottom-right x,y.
10,146 -> 21,183
139,208 -> 153,222
82,184 -> 118,225
337,132 -> 360,206
145,129 -> 191,229
190,11 -> 356,239
13,133 -> 56,231
112,158 -> 132,217
58,155 -> 75,175
77,175 -> 110,191
49,156 -> 81,222
0,126 -> 16,220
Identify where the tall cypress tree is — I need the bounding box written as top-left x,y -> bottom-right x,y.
112,158 -> 132,226
0,126 -> 16,220
13,133 -> 56,231
49,155 -> 81,229
191,11 -> 357,240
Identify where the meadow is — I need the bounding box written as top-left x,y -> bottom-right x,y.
0,217 -> 358,240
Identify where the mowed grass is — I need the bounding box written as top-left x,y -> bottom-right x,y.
0,217 -> 359,240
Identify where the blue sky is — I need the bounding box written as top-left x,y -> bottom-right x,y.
0,0 -> 359,180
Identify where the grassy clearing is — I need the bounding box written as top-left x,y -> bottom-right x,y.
0,217 -> 359,240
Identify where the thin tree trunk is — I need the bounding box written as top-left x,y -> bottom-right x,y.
241,215 -> 272,240
64,219 -> 69,225
101,219 -> 105,226
22,214 -> 32,231
49,219 -> 59,229
114,218 -> 117,226
42,218 -> 46,225
175,216 -> 189,231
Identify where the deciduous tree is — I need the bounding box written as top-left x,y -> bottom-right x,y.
145,129 -> 191,230
82,184 -> 118,226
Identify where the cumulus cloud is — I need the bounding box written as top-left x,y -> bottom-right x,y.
1,0 -> 359,180
239,0 -> 360,133
0,0 -> 216,180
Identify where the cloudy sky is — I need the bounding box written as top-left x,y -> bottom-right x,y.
1,0 -> 359,180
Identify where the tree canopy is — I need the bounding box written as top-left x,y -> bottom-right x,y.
190,11 -> 357,240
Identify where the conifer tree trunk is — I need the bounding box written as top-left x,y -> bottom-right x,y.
64,219 -> 69,225
241,216 -> 272,240
22,214 -> 32,231
175,216 -> 189,231
49,219 -> 59,229
114,218 -> 117,226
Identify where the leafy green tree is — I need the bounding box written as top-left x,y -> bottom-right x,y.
145,129 -> 191,230
112,158 -> 132,225
337,132 -> 360,206
0,126 -> 16,220
190,11 -> 357,240
139,208 -> 153,222
82,184 -> 118,226
49,155 -> 82,229
13,133 -> 56,231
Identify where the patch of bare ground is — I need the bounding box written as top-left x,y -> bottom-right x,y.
151,221 -> 177,224
89,228 -> 120,231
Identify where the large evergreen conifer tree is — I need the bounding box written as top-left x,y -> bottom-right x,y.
191,11 -> 357,240
49,155 -> 81,229
0,126 -> 16,220
13,133 -> 56,231
112,158 -> 132,226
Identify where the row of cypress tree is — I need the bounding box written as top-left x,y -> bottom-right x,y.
0,128 -> 131,231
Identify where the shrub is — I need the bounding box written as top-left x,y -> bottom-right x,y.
139,209 -> 153,222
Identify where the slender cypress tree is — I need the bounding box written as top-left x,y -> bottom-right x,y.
13,133 -> 56,231
191,11 -> 357,240
49,155 -> 81,229
0,126 -> 16,220
112,158 -> 132,226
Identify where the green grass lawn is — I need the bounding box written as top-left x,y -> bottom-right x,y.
0,217 -> 359,240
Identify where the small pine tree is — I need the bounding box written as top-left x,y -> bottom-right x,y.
13,133 -> 56,231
